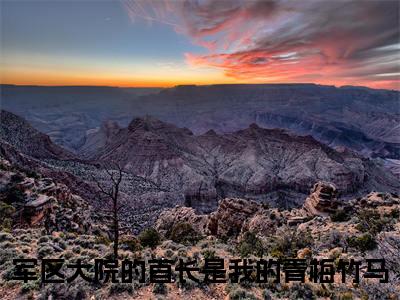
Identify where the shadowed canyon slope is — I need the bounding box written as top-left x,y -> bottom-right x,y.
2,84 -> 399,160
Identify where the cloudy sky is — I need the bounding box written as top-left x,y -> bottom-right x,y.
1,0 -> 399,89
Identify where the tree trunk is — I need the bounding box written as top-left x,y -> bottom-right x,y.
113,196 -> 119,260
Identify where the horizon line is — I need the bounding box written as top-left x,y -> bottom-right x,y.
1,82 -> 398,92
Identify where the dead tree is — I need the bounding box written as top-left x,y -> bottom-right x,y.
91,162 -> 123,260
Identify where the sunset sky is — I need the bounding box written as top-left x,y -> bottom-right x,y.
1,0 -> 399,89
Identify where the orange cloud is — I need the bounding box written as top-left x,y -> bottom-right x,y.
124,0 -> 400,90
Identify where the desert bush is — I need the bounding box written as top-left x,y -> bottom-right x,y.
237,231 -> 265,258
75,235 -> 95,248
327,230 -> 346,248
71,245 -> 82,254
61,250 -> 74,260
4,186 -> 25,204
0,232 -> 14,243
176,276 -> 198,290
0,247 -> 19,265
161,240 -> 181,250
19,234 -> 32,243
0,218 -> 12,232
0,161 -> 10,171
95,235 -> 111,246
80,249 -> 98,260
177,248 -> 188,257
356,209 -> 391,235
120,236 -> 141,252
23,169 -> 40,179
167,222 -> 201,245
164,249 -> 174,258
228,286 -> 257,300
198,240 -> 211,249
38,236 -> 50,244
139,228 -> 161,249
37,245 -> 55,259
387,208 -> 399,219
337,291 -> 354,300
20,280 -> 40,294
269,228 -> 313,258
331,209 -> 351,222
109,282 -> 135,295
10,173 -> 24,183
347,233 -> 376,252
201,249 -> 216,260
152,283 -> 167,295
57,240 -> 67,250
38,283 -> 87,300
263,289 -> 273,300
0,202 -> 15,231
289,283 -> 315,299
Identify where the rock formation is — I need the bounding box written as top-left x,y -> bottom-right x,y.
302,181 -> 340,216
154,205 -> 208,237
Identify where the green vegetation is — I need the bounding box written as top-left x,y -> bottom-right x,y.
237,231 -> 265,258
330,209 -> 351,222
152,283 -> 167,295
22,169 -> 40,179
387,208 -> 399,219
356,209 -> 392,235
228,286 -> 258,300
10,173 -> 24,183
347,233 -> 377,252
0,201 -> 15,231
201,249 -> 216,259
138,228 -> 161,248
3,186 -> 25,204
268,228 -> 314,258
120,236 -> 141,252
94,235 -> 111,246
167,222 -> 201,245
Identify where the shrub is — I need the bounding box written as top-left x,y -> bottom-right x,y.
347,233 -> 376,252
10,173 -> 24,183
61,250 -> 74,260
337,291 -> 353,300
356,209 -> 391,235
237,231 -> 265,258
37,245 -> 55,259
71,245 -> 82,254
139,228 -> 161,249
109,283 -> 134,295
38,236 -> 50,244
164,249 -> 174,258
75,235 -> 94,248
330,209 -> 351,222
168,222 -> 201,245
228,287 -> 257,300
289,283 -> 315,299
20,280 -> 40,294
0,232 -> 14,243
0,248 -> 19,265
4,186 -> 25,204
201,249 -> 216,260
0,218 -> 13,232
120,236 -> 141,252
23,169 -> 40,179
95,235 -> 111,246
0,201 -> 15,218
388,208 -> 399,219
269,228 -> 313,258
152,283 -> 167,295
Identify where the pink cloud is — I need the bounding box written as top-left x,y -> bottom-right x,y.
123,0 -> 400,89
